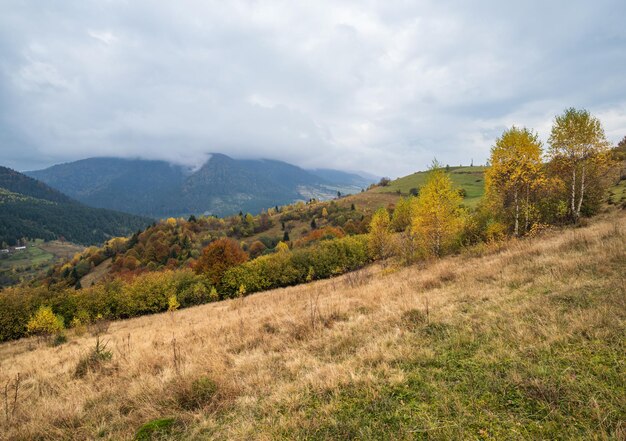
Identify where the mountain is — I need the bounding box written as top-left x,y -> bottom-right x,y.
308,169 -> 374,188
25,158 -> 186,218
28,155 -> 375,218
0,166 -> 152,246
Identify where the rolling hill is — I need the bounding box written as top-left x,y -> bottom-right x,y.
375,166 -> 486,206
0,166 -> 153,246
0,209 -> 623,439
27,155 -> 375,218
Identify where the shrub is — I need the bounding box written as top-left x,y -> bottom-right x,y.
27,306 -> 64,338
195,238 -> 248,286
167,295 -> 180,312
51,333 -> 68,346
74,336 -> 113,378
176,376 -> 218,410
221,235 -> 370,297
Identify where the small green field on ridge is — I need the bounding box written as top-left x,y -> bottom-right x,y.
374,166 -> 486,207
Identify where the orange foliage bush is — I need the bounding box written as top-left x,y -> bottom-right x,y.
294,226 -> 346,248
194,238 -> 249,285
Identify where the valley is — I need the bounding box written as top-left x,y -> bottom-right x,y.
0,240 -> 84,288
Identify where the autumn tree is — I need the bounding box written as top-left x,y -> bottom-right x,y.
249,240 -> 267,258
27,306 -> 64,339
612,135 -> 626,161
195,238 -> 248,286
411,162 -> 466,257
547,108 -> 612,222
276,241 -> 290,253
368,207 -> 394,260
485,126 -> 544,236
391,196 -> 415,232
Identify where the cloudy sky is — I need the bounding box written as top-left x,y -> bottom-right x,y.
1,0 -> 625,177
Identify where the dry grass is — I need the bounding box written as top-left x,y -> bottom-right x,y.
1,210 -> 625,440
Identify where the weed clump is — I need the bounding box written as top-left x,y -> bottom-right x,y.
176,376 -> 218,410
134,417 -> 176,440
401,309 -> 427,330
74,337 -> 113,378
51,333 -> 67,347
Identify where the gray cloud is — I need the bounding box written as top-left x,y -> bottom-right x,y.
0,0 -> 625,177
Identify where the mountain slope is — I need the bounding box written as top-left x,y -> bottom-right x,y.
0,210 -> 623,439
375,165 -> 486,206
28,155 -> 375,218
0,166 -> 152,246
26,158 -> 186,217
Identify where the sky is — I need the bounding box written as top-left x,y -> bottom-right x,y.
0,1 -> 625,178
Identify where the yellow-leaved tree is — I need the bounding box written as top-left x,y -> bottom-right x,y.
27,306 -> 64,338
368,207 -> 394,260
391,196 -> 415,232
276,241 -> 290,253
411,162 -> 466,257
485,126 -> 544,236
547,108 -> 612,222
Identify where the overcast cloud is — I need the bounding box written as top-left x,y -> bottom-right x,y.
0,0 -> 625,177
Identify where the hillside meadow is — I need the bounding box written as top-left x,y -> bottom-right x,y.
374,166 -> 486,207
0,208 -> 623,440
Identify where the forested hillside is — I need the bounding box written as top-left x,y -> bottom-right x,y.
27,155 -> 374,218
0,166 -> 153,246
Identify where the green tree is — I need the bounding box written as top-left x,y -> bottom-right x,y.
485,126 -> 544,236
548,108 -> 612,222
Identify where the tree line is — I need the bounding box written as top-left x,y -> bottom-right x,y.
369,108 -> 620,263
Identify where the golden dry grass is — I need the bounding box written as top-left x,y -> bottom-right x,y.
0,210 -> 624,440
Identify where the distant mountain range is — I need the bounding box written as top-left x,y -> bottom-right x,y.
27,154 -> 375,218
0,166 -> 152,246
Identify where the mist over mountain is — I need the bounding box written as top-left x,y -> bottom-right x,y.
27,154 -> 374,218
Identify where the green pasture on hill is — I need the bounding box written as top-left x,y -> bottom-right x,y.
374,166 -> 487,207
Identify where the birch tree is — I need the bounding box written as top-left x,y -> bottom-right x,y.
368,207 -> 394,260
485,126 -> 544,236
548,108 -> 611,222
411,162 -> 466,257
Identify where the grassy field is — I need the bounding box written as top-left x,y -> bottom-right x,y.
374,166 -> 486,207
608,178 -> 626,207
1,208 -> 623,440
0,240 -> 83,288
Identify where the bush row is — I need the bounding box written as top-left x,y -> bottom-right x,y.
0,235 -> 371,342
221,235 -> 370,296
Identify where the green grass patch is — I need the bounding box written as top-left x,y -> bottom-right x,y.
607,178 -> 626,207
374,166 -> 486,207
134,417 -> 177,440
